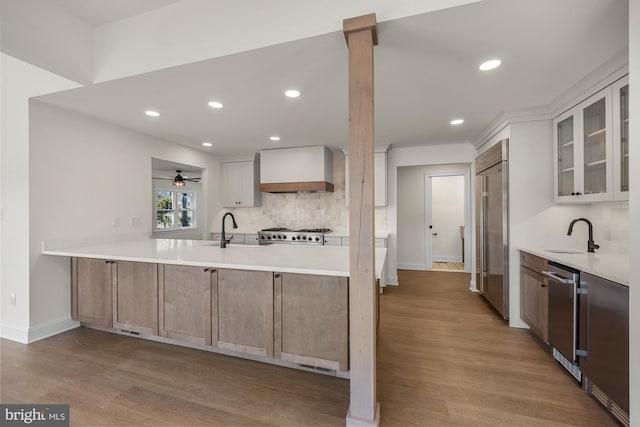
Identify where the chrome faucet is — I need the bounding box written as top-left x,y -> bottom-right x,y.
567,218 -> 599,253
220,212 -> 238,248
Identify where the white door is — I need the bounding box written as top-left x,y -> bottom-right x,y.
424,172 -> 470,271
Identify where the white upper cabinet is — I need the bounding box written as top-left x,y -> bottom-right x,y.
553,86 -> 614,203
222,158 -> 261,208
612,76 -> 630,201
344,148 -> 388,207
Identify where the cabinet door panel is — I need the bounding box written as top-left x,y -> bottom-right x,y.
217,269 -> 273,356
521,267 -> 548,343
74,257 -> 113,327
159,264 -> 212,345
113,261 -> 158,335
277,273 -> 348,371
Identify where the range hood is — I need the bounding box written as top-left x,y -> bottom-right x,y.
260,145 -> 334,193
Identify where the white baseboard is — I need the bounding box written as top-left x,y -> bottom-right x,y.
386,276 -> 398,286
432,255 -> 463,262
469,279 -> 480,293
1,323 -> 29,343
28,316 -> 80,343
397,263 -> 427,270
346,403 -> 380,427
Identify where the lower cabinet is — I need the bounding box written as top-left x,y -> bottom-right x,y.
112,261 -> 158,335
72,257 -> 114,327
159,264 -> 214,346
216,269 -> 274,357
275,273 -> 349,371
520,252 -> 548,343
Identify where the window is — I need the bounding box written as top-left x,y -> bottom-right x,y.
155,189 -> 196,231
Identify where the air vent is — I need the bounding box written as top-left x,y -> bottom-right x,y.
552,348 -> 581,382
589,382 -> 629,427
121,329 -> 141,336
297,363 -> 336,375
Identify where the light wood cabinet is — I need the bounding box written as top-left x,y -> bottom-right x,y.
345,150 -> 387,207
112,261 -> 158,335
612,76 -> 630,201
520,252 -> 548,343
222,160 -> 261,207
274,273 -> 348,371
71,257 -> 113,327
159,264 -> 213,346
216,269 -> 273,357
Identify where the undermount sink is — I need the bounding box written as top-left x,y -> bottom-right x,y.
543,248 -> 586,254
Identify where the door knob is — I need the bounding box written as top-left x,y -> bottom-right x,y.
432,233 -> 438,236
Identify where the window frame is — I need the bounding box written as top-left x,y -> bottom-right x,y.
154,187 -> 197,232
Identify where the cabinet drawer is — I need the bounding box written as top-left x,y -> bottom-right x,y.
520,252 -> 547,272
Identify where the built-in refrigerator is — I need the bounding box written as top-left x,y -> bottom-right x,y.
475,139 -> 509,319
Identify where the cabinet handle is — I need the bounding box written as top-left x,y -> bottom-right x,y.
204,268 -> 210,272
575,192 -> 582,196
540,283 -> 547,288
274,273 -> 281,278
210,269 -> 217,273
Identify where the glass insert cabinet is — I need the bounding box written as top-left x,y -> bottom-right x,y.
553,75 -> 629,203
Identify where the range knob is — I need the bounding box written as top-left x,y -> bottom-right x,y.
315,237 -> 320,242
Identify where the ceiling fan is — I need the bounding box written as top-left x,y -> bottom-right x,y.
153,170 -> 201,187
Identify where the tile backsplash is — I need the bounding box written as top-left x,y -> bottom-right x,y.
213,151 -> 387,233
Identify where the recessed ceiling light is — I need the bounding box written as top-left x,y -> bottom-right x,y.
450,119 -> 464,125
285,89 -> 300,98
479,59 -> 501,71
208,101 -> 223,109
145,110 -> 160,117
270,136 -> 280,141
202,142 -> 213,147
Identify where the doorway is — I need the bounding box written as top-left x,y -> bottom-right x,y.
424,172 -> 471,272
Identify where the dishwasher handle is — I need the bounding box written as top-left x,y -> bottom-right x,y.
542,270 -> 575,284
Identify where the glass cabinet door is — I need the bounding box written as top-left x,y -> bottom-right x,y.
582,96 -> 608,196
556,115 -> 575,197
620,84 -> 629,193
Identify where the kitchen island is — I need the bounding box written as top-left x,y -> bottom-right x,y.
43,239 -> 388,376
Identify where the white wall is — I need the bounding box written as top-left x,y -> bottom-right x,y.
28,101 -> 222,333
387,143 -> 476,284
91,0 -> 480,82
0,0 -> 93,83
397,164 -> 469,270
627,0 -> 638,423
0,54 -> 80,343
431,175 -> 465,262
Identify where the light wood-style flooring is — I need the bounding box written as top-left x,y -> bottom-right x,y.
1,270 -> 617,426
432,261 -> 465,271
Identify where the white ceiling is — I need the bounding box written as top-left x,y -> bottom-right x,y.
37,0 -> 628,157
53,0 -> 182,26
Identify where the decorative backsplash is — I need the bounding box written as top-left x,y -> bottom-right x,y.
213,151 -> 387,233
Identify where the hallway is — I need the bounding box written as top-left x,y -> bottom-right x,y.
377,270 -> 617,426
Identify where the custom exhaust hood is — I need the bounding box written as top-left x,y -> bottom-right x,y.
260,145 -> 334,193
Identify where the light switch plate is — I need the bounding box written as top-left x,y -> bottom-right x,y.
131,216 -> 141,227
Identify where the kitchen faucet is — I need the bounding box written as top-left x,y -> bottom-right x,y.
220,212 -> 238,248
567,218 -> 599,253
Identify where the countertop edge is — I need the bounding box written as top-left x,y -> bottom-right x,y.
518,247 -> 629,286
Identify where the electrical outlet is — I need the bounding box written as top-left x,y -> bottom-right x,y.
130,216 -> 141,227
10,293 -> 16,306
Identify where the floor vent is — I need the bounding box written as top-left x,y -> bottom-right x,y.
552,347 -> 581,382
589,382 -> 629,427
120,329 -> 141,336
297,364 -> 334,374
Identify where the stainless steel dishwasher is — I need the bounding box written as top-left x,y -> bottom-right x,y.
543,262 -> 581,381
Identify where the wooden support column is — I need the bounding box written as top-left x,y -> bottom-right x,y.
343,13 -> 379,427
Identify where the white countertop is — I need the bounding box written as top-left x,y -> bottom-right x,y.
519,247 -> 629,286
43,238 -> 388,279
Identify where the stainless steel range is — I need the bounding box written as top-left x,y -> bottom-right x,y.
258,228 -> 331,245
